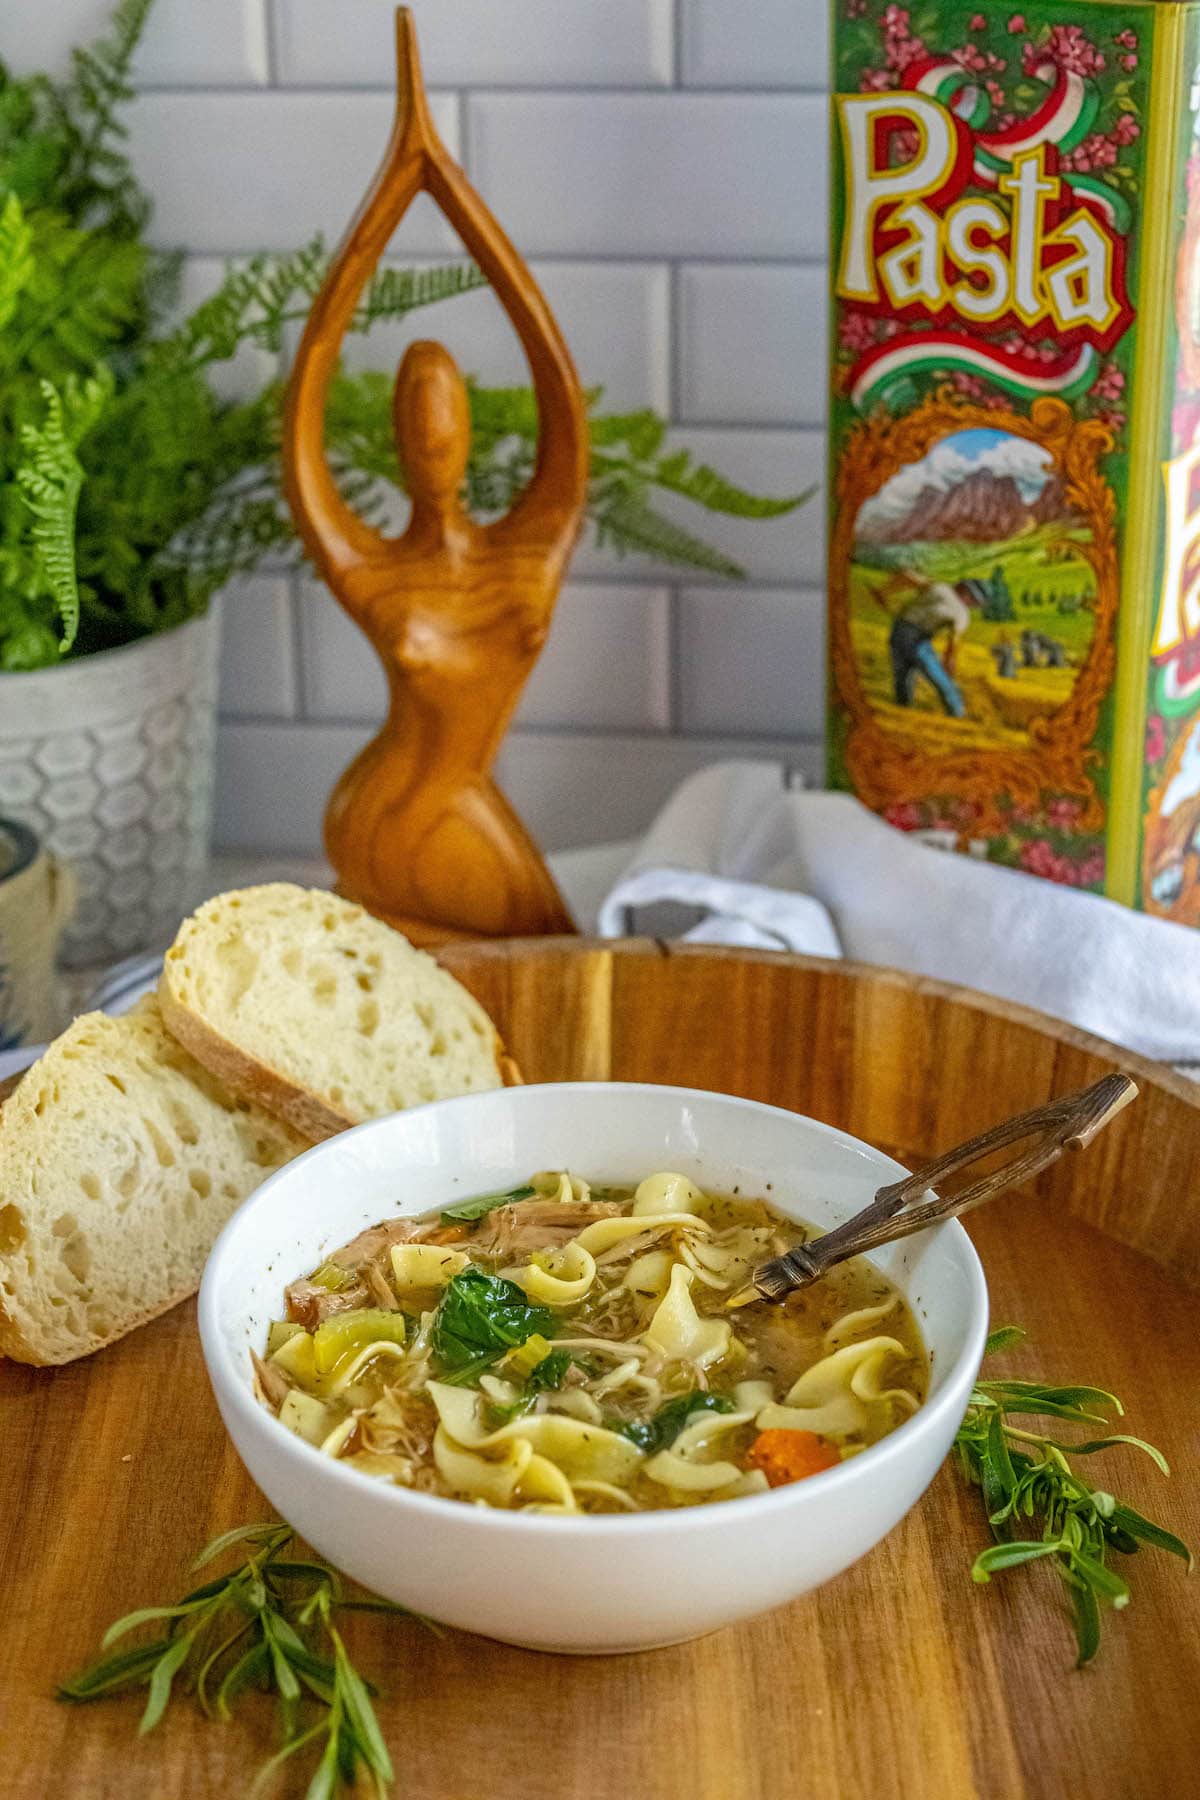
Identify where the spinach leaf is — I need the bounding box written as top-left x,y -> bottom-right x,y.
439,1185 -> 535,1224
614,1391 -> 736,1455
431,1268 -> 557,1383
527,1350 -> 574,1394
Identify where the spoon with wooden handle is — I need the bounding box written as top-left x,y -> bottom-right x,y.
737,1072 -> 1137,1306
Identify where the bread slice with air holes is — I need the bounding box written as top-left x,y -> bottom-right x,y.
157,883 -> 511,1142
0,996 -> 309,1366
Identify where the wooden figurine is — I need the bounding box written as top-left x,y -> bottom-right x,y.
282,7 -> 587,943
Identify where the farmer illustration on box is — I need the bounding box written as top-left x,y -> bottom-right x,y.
881,570 -> 980,719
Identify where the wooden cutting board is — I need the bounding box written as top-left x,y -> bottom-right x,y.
3,940 -> 1197,1800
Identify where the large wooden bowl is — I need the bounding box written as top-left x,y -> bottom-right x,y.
3,941 -> 1197,1800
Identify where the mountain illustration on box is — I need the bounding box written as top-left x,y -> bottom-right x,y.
856,429 -> 1078,547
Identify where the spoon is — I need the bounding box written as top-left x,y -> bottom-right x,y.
737,1072 -> 1137,1306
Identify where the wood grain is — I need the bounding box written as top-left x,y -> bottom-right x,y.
281,9 -> 586,945
3,941 -> 1197,1800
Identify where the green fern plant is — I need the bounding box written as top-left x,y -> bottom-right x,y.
0,0 -> 810,673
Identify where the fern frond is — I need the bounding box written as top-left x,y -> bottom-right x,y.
593,447 -> 812,519
587,408 -> 667,458
155,240 -> 327,370
590,487 -> 745,579
58,0 -> 154,233
356,260 -> 488,329
68,0 -> 153,149
156,247 -> 486,374
15,371 -> 112,652
0,192 -> 35,333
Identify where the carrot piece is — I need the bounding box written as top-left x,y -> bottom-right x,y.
746,1428 -> 841,1487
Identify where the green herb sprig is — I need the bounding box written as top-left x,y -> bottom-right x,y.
955,1327 -> 1192,1666
58,1522 -> 429,1798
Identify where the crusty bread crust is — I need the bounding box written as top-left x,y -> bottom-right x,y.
0,1276 -> 197,1366
162,982 -> 520,1130
158,983 -> 356,1141
158,885 -> 513,1131
0,1001 -> 307,1367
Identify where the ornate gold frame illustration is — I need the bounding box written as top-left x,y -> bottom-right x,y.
829,390 -> 1118,835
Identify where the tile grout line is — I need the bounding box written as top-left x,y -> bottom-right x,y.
457,88 -> 470,174
172,246 -> 829,272
666,587 -> 683,732
288,572 -> 311,722
217,716 -> 825,749
132,81 -> 819,100
261,0 -> 280,87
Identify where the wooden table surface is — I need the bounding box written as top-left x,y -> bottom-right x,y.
3,942 -> 1197,1799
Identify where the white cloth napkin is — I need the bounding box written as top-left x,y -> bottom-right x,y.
596,762 -> 1200,1066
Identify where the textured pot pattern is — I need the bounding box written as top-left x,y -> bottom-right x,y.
0,608 -> 219,969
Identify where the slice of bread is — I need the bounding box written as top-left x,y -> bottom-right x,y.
0,997 -> 308,1366
158,884 -> 510,1141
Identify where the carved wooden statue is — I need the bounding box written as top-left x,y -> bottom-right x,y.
283,8 -> 587,942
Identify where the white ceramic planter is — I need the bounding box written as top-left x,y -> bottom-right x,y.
0,607 -> 220,969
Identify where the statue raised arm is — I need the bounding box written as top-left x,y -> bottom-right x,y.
282,8 -> 587,942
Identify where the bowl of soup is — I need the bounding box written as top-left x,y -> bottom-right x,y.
198,1082 -> 988,1653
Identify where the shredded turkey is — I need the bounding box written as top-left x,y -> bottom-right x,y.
285,1216 -> 437,1327
251,1348 -> 292,1409
471,1196 -> 623,1260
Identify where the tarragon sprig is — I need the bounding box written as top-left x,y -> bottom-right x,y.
955,1327 -> 1192,1666
57,1522 -> 428,1797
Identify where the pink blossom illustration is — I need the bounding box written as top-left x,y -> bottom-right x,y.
1091,363 -> 1126,401
1008,14 -> 1027,32
1046,796 -> 1081,831
953,44 -> 988,74
839,310 -> 878,352
1145,715 -> 1166,764
1044,23 -> 1106,76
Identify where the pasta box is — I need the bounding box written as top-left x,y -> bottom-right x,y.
826,0 -> 1200,923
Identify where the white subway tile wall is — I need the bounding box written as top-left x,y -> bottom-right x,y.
11,0 -> 831,855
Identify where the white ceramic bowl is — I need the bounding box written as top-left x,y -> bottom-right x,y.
198,1083 -> 988,1654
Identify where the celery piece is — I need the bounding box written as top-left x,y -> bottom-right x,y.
309,1260 -> 353,1294
312,1308 -> 408,1376
505,1332 -> 555,1382
266,1319 -> 304,1357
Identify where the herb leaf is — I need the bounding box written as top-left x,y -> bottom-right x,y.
527,1349 -> 574,1393
440,1184 -> 535,1223
431,1268 -> 558,1383
615,1391 -> 736,1455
